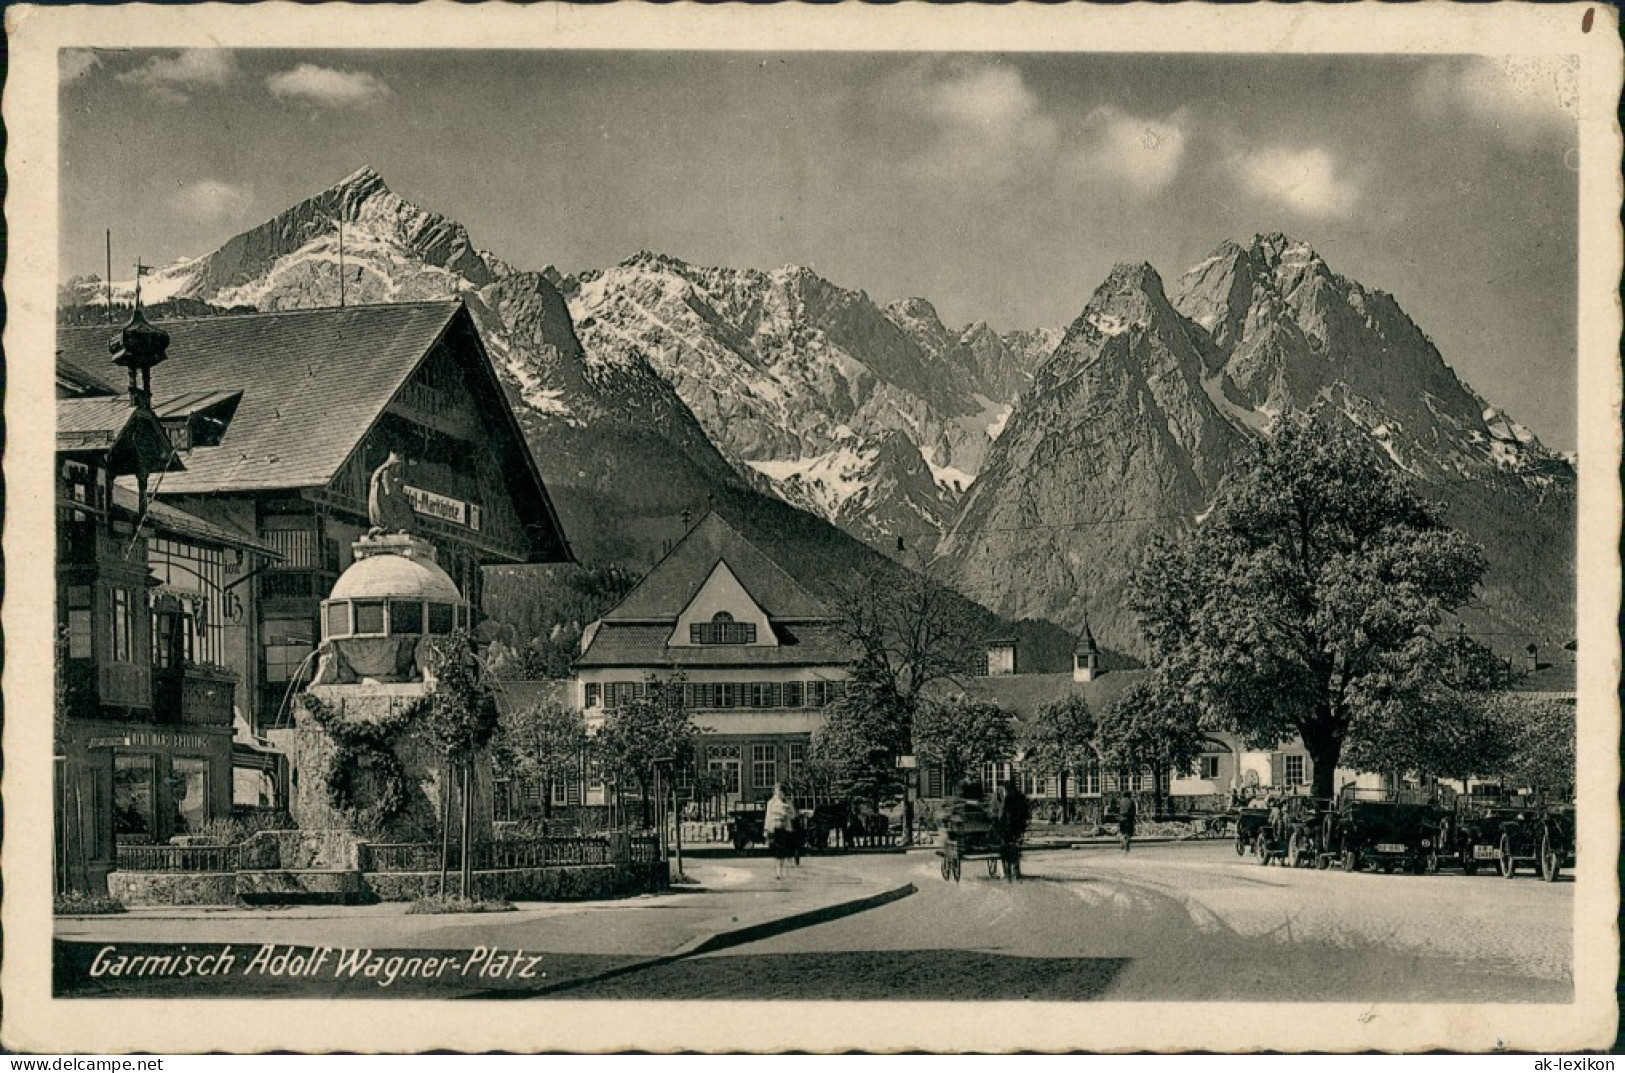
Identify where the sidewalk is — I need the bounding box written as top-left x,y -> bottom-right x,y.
53,857 -> 914,998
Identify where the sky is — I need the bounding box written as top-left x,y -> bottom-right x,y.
59,49 -> 1579,450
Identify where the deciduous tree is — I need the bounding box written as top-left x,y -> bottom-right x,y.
1021,695 -> 1097,822
1095,681 -> 1205,814
1130,415 -> 1488,799
592,675 -> 699,827
493,693 -> 588,820
915,697 -> 1016,790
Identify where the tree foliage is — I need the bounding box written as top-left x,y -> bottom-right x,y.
1130,415 -> 1489,797
1486,693 -> 1576,796
419,631 -> 501,762
915,697 -> 1016,789
1020,695 -> 1097,820
821,559 -> 986,808
1095,681 -> 1206,808
592,675 -> 699,802
809,693 -> 908,803
493,693 -> 588,814
832,557 -> 986,724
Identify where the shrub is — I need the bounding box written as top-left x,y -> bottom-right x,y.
55,891 -> 126,915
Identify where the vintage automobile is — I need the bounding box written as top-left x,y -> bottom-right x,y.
726,804 -> 767,851
1323,786 -> 1447,874
1250,796 -> 1332,867
1448,795 -> 1524,875
1231,799 -> 1276,857
1497,799 -> 1575,882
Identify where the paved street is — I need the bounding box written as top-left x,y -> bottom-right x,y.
566,841 -> 1574,1002
54,841 -> 1572,1001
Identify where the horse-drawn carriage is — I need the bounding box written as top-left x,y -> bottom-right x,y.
936,799 -> 1020,882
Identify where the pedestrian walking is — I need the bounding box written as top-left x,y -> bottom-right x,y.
1118,792 -> 1138,853
763,785 -> 797,880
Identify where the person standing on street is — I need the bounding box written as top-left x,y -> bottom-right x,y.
1118,791 -> 1138,854
764,785 -> 796,880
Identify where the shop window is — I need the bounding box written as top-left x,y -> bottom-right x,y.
752,743 -> 777,789
113,755 -> 155,840
391,599 -> 424,635
170,758 -> 210,835
427,603 -> 455,635
66,585 -> 92,658
353,600 -> 386,635
325,601 -> 351,639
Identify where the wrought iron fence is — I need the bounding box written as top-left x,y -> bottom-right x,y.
115,844 -> 240,872
358,837 -> 627,873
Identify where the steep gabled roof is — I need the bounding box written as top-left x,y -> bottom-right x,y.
111,484 -> 280,556
57,397 -> 184,471
57,352 -> 120,397
55,301 -> 465,495
56,300 -> 572,563
601,512 -> 831,623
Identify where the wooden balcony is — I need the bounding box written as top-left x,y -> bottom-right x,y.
153,663 -> 237,728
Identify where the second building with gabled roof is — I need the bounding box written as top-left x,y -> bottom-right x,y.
575,512 -> 860,806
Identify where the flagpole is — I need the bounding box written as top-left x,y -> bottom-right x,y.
104,231 -> 112,324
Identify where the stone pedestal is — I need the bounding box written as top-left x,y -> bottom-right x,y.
291,685 -> 494,845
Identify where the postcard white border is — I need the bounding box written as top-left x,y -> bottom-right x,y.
5,1 -> 1619,1054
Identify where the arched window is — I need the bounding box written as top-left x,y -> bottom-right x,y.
691,610 -> 757,645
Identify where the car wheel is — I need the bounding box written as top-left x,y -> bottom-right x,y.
1235,831 -> 1246,856
1540,831 -> 1561,882
1256,832 -> 1270,865
951,856 -> 962,882
1499,834 -> 1516,879
1287,831 -> 1302,869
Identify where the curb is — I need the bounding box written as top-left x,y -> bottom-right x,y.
464,881 -> 917,999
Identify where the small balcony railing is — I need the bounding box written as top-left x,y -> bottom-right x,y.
153,663 -> 237,727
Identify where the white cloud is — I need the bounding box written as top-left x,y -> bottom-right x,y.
60,50 -> 103,84
266,64 -> 391,109
1415,56 -> 1577,144
170,179 -> 254,223
894,60 -> 1057,186
1234,145 -> 1359,219
117,50 -> 237,98
1064,107 -> 1189,194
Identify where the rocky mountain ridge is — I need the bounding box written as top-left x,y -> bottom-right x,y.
61,171 -> 1575,656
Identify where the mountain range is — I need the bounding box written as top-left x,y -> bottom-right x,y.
59,167 -> 1575,657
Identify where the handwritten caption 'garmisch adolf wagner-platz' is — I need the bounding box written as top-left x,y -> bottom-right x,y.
87,944 -> 547,989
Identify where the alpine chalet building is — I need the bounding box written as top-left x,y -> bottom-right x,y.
575,513 -> 859,805
56,300 -> 573,734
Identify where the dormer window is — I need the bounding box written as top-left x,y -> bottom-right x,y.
690,611 -> 756,645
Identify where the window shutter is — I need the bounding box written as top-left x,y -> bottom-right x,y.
1269,752 -> 1283,788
